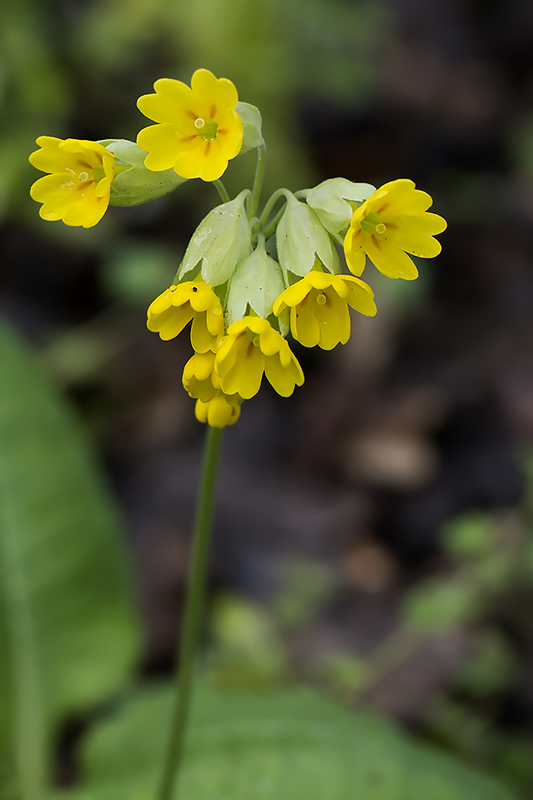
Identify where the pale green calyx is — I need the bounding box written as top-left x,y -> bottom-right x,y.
226,237 -> 285,326
236,102 -> 264,153
178,190 -> 252,287
305,178 -> 376,235
276,193 -> 338,277
101,139 -> 187,207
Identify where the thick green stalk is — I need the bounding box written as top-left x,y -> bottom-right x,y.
157,425 -> 224,800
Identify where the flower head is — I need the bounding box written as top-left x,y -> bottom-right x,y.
147,279 -> 224,353
344,179 -> 447,280
29,137 -> 115,228
137,69 -> 243,182
273,271 -> 376,350
195,393 -> 241,428
215,317 -> 304,400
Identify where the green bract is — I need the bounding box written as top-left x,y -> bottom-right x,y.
305,178 -> 376,235
178,191 -> 252,287
236,102 -> 264,153
226,238 -> 285,326
277,193 -> 339,278
101,139 -> 186,207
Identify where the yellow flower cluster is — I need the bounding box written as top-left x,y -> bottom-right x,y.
28,69 -> 243,228
28,68 -> 447,430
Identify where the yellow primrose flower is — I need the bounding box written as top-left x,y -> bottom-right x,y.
344,179 -> 447,280
183,349 -> 241,405
29,137 -> 115,228
195,393 -> 241,428
273,271 -> 377,350
147,279 -> 224,353
137,68 -> 243,182
215,317 -> 304,400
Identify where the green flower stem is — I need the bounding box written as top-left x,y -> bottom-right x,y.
261,203 -> 287,242
248,143 -> 267,220
213,180 -> 230,203
158,425 -> 224,800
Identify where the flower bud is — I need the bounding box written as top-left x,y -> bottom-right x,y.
276,193 -> 338,278
178,190 -> 252,287
101,139 -> 187,207
305,178 -> 376,235
236,102 -> 264,152
226,237 -> 285,326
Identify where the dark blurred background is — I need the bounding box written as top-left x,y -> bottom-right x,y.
3,0 -> 533,794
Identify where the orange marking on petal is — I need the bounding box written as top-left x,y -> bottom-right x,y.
372,234 -> 381,249
376,203 -> 389,214
218,128 -> 227,136
181,134 -> 198,143
186,110 -> 198,120
210,104 -> 217,118
204,142 -> 211,156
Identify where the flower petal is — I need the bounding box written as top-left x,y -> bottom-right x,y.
191,69 -> 238,110
364,236 -> 419,280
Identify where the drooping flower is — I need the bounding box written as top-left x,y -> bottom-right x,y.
137,69 -> 243,182
182,349 -> 240,404
29,137 -> 115,228
195,393 -> 241,428
147,280 -> 224,353
215,317 -> 304,400
344,179 -> 447,280
273,270 -> 377,350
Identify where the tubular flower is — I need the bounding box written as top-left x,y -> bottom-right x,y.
195,393 -> 241,428
147,279 -> 224,352
344,179 -> 447,280
137,68 -> 243,182
183,349 -> 240,406
273,271 -> 377,350
215,317 -> 304,400
29,137 -> 115,228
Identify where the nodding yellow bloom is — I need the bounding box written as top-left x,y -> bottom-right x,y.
183,349 -> 241,405
29,137 -> 115,228
215,317 -> 304,400
273,271 -> 377,350
137,69 -> 243,182
344,179 -> 447,281
195,393 -> 241,428
147,280 -> 224,353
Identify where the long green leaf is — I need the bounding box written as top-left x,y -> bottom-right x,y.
60,684 -> 515,800
0,322 -> 139,798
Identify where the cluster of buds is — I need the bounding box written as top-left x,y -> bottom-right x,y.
29,69 -> 446,428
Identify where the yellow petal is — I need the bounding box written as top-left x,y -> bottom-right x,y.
364,237 -> 419,280
291,298 -> 320,348
315,291 -> 350,350
344,277 -> 377,316
264,352 -> 304,397
344,228 -> 367,276
191,313 -> 216,353
137,79 -> 195,124
191,69 -> 239,111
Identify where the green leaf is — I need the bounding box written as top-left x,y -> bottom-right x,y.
55,685 -> 514,800
0,323 -> 139,796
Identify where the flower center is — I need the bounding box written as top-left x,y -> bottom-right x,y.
361,212 -> 386,235
78,171 -> 89,182
194,117 -> 219,142
315,293 -> 327,306
252,336 -> 260,347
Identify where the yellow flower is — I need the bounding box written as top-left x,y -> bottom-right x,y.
215,317 -> 304,400
195,393 -> 241,428
29,137 -> 115,228
182,349 -> 241,405
147,280 -> 224,353
273,271 -> 377,350
137,69 -> 243,182
344,179 -> 447,280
